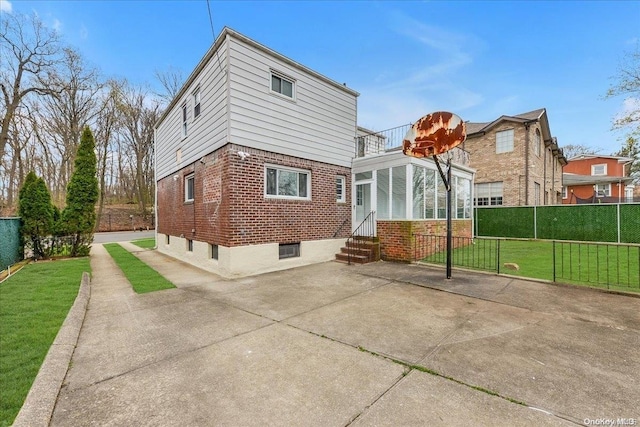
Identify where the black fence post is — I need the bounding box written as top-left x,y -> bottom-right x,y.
496,239 -> 500,274
552,240 -> 556,283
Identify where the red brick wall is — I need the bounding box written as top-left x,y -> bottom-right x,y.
564,157 -> 625,176
377,220 -> 472,262
157,143 -> 351,247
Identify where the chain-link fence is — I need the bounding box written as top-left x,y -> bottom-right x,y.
0,218 -> 22,271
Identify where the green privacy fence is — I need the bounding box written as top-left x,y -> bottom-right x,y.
475,204 -> 640,244
0,218 -> 23,271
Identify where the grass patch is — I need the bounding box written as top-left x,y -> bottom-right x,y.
103,243 -> 175,293
423,239 -> 639,292
0,258 -> 90,427
130,237 -> 155,249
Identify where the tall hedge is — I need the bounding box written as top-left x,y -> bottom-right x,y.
61,126 -> 98,256
18,171 -> 54,259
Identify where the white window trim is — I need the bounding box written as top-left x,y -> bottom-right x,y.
264,164 -> 311,200
562,186 -> 568,199
184,173 -> 195,202
181,103 -> 188,138
193,88 -> 201,119
496,129 -> 514,154
336,176 -> 346,203
591,164 -> 607,176
270,70 -> 296,100
595,183 -> 611,197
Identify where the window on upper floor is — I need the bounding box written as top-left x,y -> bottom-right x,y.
265,165 -> 310,200
181,103 -> 188,137
193,88 -> 201,119
184,173 -> 195,202
496,129 -> 514,154
534,129 -> 541,156
474,182 -> 503,206
595,183 -> 610,197
336,176 -> 346,203
591,164 -> 607,176
270,71 -> 295,99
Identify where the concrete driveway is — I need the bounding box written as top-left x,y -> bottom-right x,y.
48,244 -> 640,426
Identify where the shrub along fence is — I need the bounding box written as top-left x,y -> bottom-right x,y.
475,203 -> 640,244
0,218 -> 23,271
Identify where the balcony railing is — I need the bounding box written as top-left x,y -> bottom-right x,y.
355,124 -> 412,157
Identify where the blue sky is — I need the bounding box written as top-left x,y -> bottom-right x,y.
3,0 -> 639,154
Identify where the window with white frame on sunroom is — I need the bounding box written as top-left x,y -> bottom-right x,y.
271,71 -> 294,99
265,165 -> 310,199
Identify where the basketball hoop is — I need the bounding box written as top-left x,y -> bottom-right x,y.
403,111 -> 467,280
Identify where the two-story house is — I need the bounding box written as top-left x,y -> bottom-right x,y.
562,155 -> 635,203
154,28 -> 358,277
464,108 -> 567,206
155,28 -> 475,277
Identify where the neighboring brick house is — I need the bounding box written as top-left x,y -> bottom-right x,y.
562,155 -> 635,203
154,28 -> 357,277
464,108 -> 567,206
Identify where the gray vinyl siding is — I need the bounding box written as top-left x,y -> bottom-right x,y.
155,40 -> 229,179
227,37 -> 357,168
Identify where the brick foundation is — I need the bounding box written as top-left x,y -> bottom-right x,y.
377,220 -> 472,262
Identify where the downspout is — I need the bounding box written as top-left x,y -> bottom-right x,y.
153,128 -> 158,249
543,143 -> 547,204
524,123 -> 531,205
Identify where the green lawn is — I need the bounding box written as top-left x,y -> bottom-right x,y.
0,258 -> 90,427
103,243 -> 175,293
130,237 -> 155,249
424,239 -> 640,292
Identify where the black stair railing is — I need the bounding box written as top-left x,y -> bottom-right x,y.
346,211 -> 376,265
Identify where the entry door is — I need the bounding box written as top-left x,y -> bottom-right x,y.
354,182 -> 372,231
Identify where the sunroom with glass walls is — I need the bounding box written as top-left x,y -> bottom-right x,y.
352,151 -> 474,262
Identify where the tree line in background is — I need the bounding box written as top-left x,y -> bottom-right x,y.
1,12 -> 176,220
2,12 -> 640,225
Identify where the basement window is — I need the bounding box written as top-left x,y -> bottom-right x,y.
187,239 -> 193,252
210,244 -> 218,260
279,243 -> 300,259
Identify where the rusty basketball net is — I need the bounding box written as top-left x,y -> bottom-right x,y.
402,111 -> 467,279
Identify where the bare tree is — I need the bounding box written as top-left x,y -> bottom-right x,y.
94,79 -> 122,229
154,66 -> 184,106
606,44 -> 640,137
562,144 -> 601,160
116,82 -> 160,217
0,12 -> 62,161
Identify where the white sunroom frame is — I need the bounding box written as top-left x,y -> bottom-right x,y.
351,150 -> 476,234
